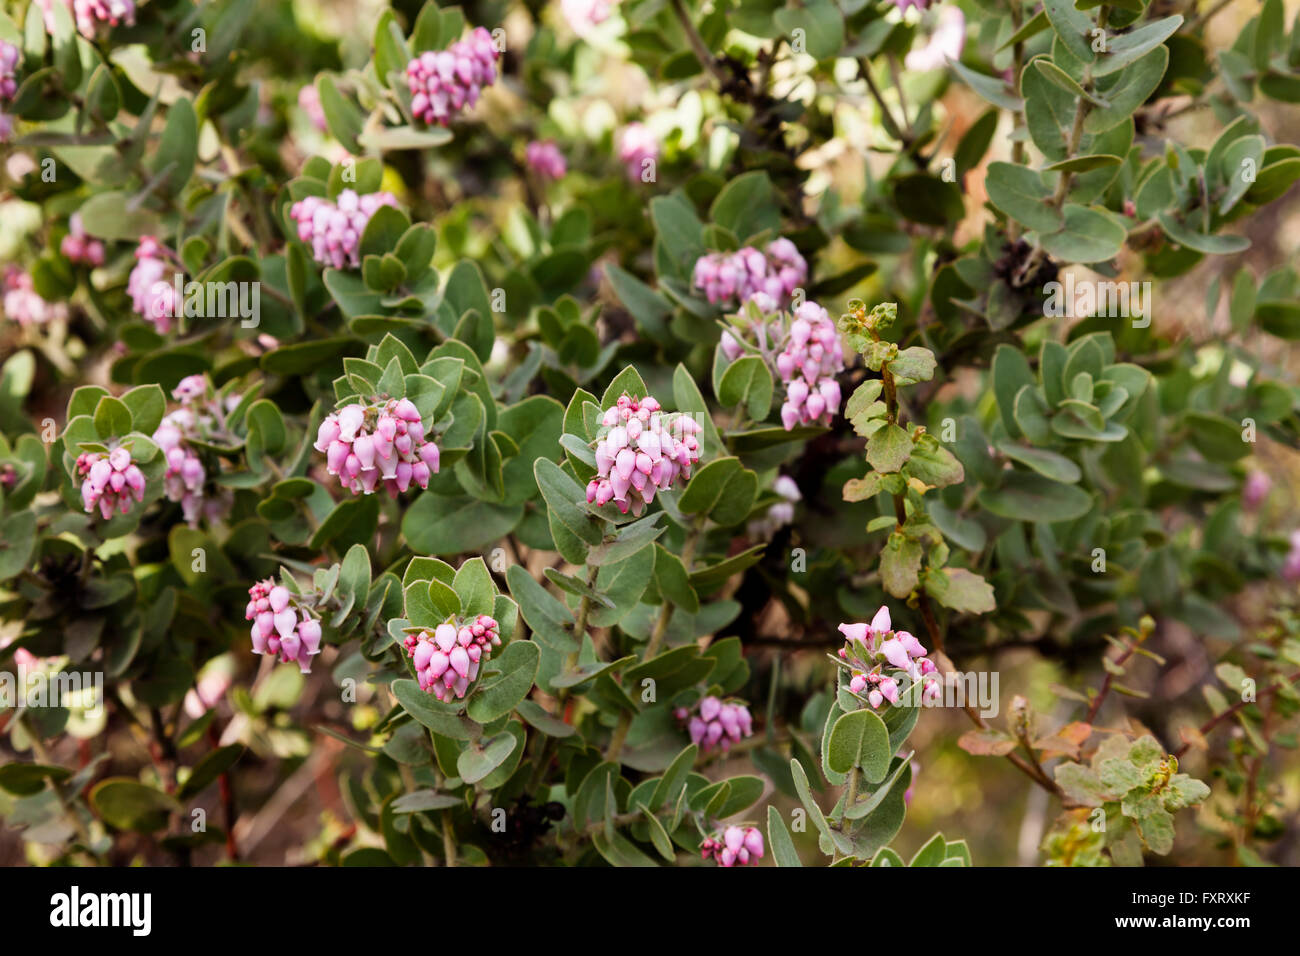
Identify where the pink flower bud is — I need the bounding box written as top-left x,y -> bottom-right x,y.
428,650 -> 450,679
805,392 -> 826,421
879,677 -> 900,705
413,642 -> 434,670
434,623 -> 457,652
419,442 -> 440,472
723,826 -> 745,852
269,586 -> 290,614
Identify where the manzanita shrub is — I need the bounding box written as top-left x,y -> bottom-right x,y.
0,0 -> 1297,869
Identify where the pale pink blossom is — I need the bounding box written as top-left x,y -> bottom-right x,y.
617,123 -> 658,182
3,266 -> 66,326
297,84 -> 327,132
562,0 -> 615,36
127,236 -> 178,332
60,213 -> 105,267
748,474 -> 802,538
904,5 -> 966,72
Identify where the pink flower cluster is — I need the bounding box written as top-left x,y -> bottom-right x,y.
127,235 -> 178,332
618,123 -> 658,182
75,0 -> 135,37
61,213 -> 105,267
720,295 -> 844,430
0,40 -> 16,141
246,580 -> 323,674
152,377 -> 233,527
314,397 -> 440,497
748,474 -> 801,538
1284,530 -> 1300,582
298,85 -> 327,132
904,5 -> 966,72
675,695 -> 754,754
774,301 -> 844,429
3,266 -> 65,326
405,27 -> 499,127
585,393 -> 702,516
184,659 -> 234,719
76,447 -> 145,520
173,373 -> 207,404
692,238 -> 807,308
289,190 -> 400,270
0,40 -> 18,100
526,140 -> 566,180
37,0 -> 136,39
154,414 -> 205,521
700,826 -> 764,867
400,615 -> 502,702
838,605 -> 940,710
